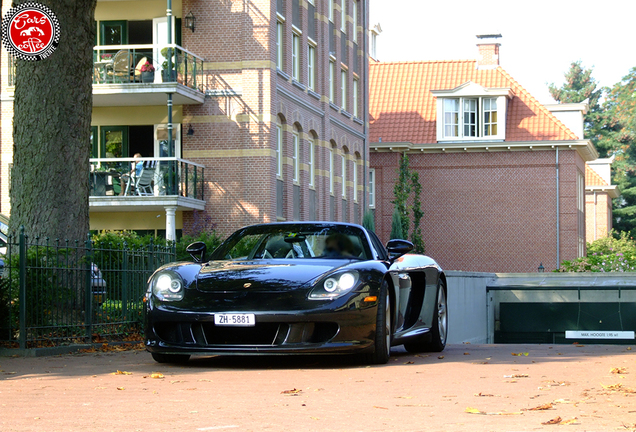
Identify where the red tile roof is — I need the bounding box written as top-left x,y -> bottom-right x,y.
369,60 -> 578,144
585,164 -> 608,187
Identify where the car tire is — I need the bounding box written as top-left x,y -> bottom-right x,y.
404,279 -> 447,353
151,353 -> 191,364
362,280 -> 391,365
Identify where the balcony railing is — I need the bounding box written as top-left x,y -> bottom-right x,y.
89,157 -> 204,201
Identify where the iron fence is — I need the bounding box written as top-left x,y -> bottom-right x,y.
0,227 -> 175,349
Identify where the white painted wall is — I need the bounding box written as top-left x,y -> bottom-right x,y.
446,271 -> 496,344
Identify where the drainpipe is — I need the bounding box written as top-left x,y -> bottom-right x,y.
361,0 -> 368,215
556,148 -> 560,269
594,191 -> 598,241
167,0 -> 174,160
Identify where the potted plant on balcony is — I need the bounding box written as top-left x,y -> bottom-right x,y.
140,61 -> 155,83
160,47 -> 177,82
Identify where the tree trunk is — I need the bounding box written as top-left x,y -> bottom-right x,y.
10,0 -> 96,240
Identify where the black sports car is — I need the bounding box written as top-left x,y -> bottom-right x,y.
145,222 -> 447,364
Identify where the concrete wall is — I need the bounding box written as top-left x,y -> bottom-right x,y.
446,271 -> 495,344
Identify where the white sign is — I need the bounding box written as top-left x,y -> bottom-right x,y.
565,330 -> 635,340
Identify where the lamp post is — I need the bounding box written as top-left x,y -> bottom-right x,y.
538,263 -> 545,273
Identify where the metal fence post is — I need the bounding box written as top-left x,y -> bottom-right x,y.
18,226 -> 26,350
84,234 -> 93,343
148,237 -> 155,271
122,241 -> 128,321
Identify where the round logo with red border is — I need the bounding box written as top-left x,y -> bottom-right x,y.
1,2 -> 60,61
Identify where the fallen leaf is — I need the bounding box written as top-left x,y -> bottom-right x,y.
463,352 -> 470,355
116,387 -> 125,391
437,356 -> 444,360
396,396 -> 413,399
627,347 -> 632,351
373,406 -> 388,410
542,416 -> 562,425
465,407 -> 485,414
511,352 -> 529,357
611,367 -> 628,374
523,403 -> 553,411
310,417 -> 320,420
474,392 -> 495,397
560,417 -> 578,425
150,373 -> 164,379
112,370 -> 132,375
281,388 -> 302,395
601,383 -> 623,390
404,361 -> 414,364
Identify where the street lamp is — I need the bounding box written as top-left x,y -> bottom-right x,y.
185,11 -> 196,32
538,263 -> 545,273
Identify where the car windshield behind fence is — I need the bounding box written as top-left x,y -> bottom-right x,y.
211,224 -> 372,261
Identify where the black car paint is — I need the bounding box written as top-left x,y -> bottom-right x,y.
145,222 -> 444,358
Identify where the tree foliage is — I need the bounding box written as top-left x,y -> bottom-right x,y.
390,208 -> 403,240
559,230 -> 636,272
362,210 -> 375,233
410,171 -> 425,253
391,153 -> 425,251
392,153 -> 411,237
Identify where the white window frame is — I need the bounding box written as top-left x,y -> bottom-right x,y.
341,153 -> 346,198
292,32 -> 300,81
276,21 -> 283,69
340,0 -> 346,32
307,43 -> 316,90
341,69 -> 347,111
353,159 -> 357,202
352,78 -> 358,118
276,125 -> 283,178
292,130 -> 300,183
368,168 -> 375,208
352,1 -> 357,43
432,83 -> 510,142
329,147 -> 334,194
308,137 -> 315,187
329,0 -> 334,22
329,61 -> 335,103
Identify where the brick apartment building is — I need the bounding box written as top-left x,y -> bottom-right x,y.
368,35 -> 604,273
0,0 -> 370,239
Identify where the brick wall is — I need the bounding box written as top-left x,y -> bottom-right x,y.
371,149 -> 585,273
585,191 -> 612,242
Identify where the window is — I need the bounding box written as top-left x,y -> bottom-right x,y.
308,44 -> 316,90
308,138 -> 315,186
442,97 -> 500,139
368,168 -> 375,208
352,1 -> 357,42
329,147 -> 334,194
276,21 -> 283,69
292,130 -> 299,182
329,0 -> 334,22
329,61 -> 335,103
340,0 -> 346,32
352,79 -> 358,118
353,159 -> 357,202
276,125 -> 283,177
292,33 -> 300,80
341,154 -> 346,198
341,69 -> 347,110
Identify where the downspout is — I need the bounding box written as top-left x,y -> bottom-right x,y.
556,147 -> 560,269
361,0 -> 368,214
594,191 -> 598,241
167,0 -> 173,159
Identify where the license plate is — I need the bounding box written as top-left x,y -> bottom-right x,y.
214,313 -> 255,327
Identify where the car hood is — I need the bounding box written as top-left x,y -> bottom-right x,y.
195,259 -> 350,292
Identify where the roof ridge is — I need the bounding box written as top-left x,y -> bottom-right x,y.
371,59 -> 477,66
495,67 -> 579,141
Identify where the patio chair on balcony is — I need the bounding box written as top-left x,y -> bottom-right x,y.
106,50 -> 132,83
133,160 -> 158,196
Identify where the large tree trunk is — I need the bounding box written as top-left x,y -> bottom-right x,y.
9,0 -> 96,240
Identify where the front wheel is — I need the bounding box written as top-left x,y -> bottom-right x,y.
404,278 -> 448,353
362,280 -> 391,365
151,352 -> 191,364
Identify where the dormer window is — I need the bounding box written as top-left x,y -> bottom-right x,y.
432,82 -> 511,142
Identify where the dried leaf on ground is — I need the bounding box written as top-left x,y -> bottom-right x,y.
560,418 -> 578,425
150,372 -> 164,379
116,387 -> 125,391
404,361 -> 414,364
373,406 -> 388,410
437,356 -> 444,359
504,374 -> 529,378
611,367 -> 628,374
474,393 -> 495,397
542,416 -> 562,425
523,403 -> 553,411
511,352 -> 529,356
112,370 -> 132,375
281,388 -> 302,395
465,407 -> 522,416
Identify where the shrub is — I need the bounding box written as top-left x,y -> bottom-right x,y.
559,231 -> 636,272
390,208 -> 404,240
362,210 -> 375,232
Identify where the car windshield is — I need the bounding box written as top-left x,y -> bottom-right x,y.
210,224 -> 372,261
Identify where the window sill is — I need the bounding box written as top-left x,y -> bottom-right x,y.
308,89 -> 320,100
277,69 -> 291,80
341,110 -> 352,119
292,79 -> 306,91
329,102 -> 340,112
353,117 -> 363,125
277,216 -> 286,222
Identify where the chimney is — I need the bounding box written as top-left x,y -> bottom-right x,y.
476,33 -> 502,69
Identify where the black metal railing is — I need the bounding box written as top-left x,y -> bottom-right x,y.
0,228 -> 175,349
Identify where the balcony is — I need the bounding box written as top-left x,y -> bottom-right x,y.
92,44 -> 205,106
89,157 -> 205,212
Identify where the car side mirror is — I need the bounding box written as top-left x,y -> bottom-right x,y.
186,241 -> 207,263
386,239 -> 414,261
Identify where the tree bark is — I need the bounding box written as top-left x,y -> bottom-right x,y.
10,0 -> 96,240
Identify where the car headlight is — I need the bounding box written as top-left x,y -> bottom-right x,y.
309,271 -> 359,300
152,271 -> 184,301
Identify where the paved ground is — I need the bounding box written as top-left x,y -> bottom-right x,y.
1,343 -> 635,432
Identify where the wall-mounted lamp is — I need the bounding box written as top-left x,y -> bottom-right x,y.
538,262 -> 545,273
185,11 -> 196,32
187,124 -> 194,136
